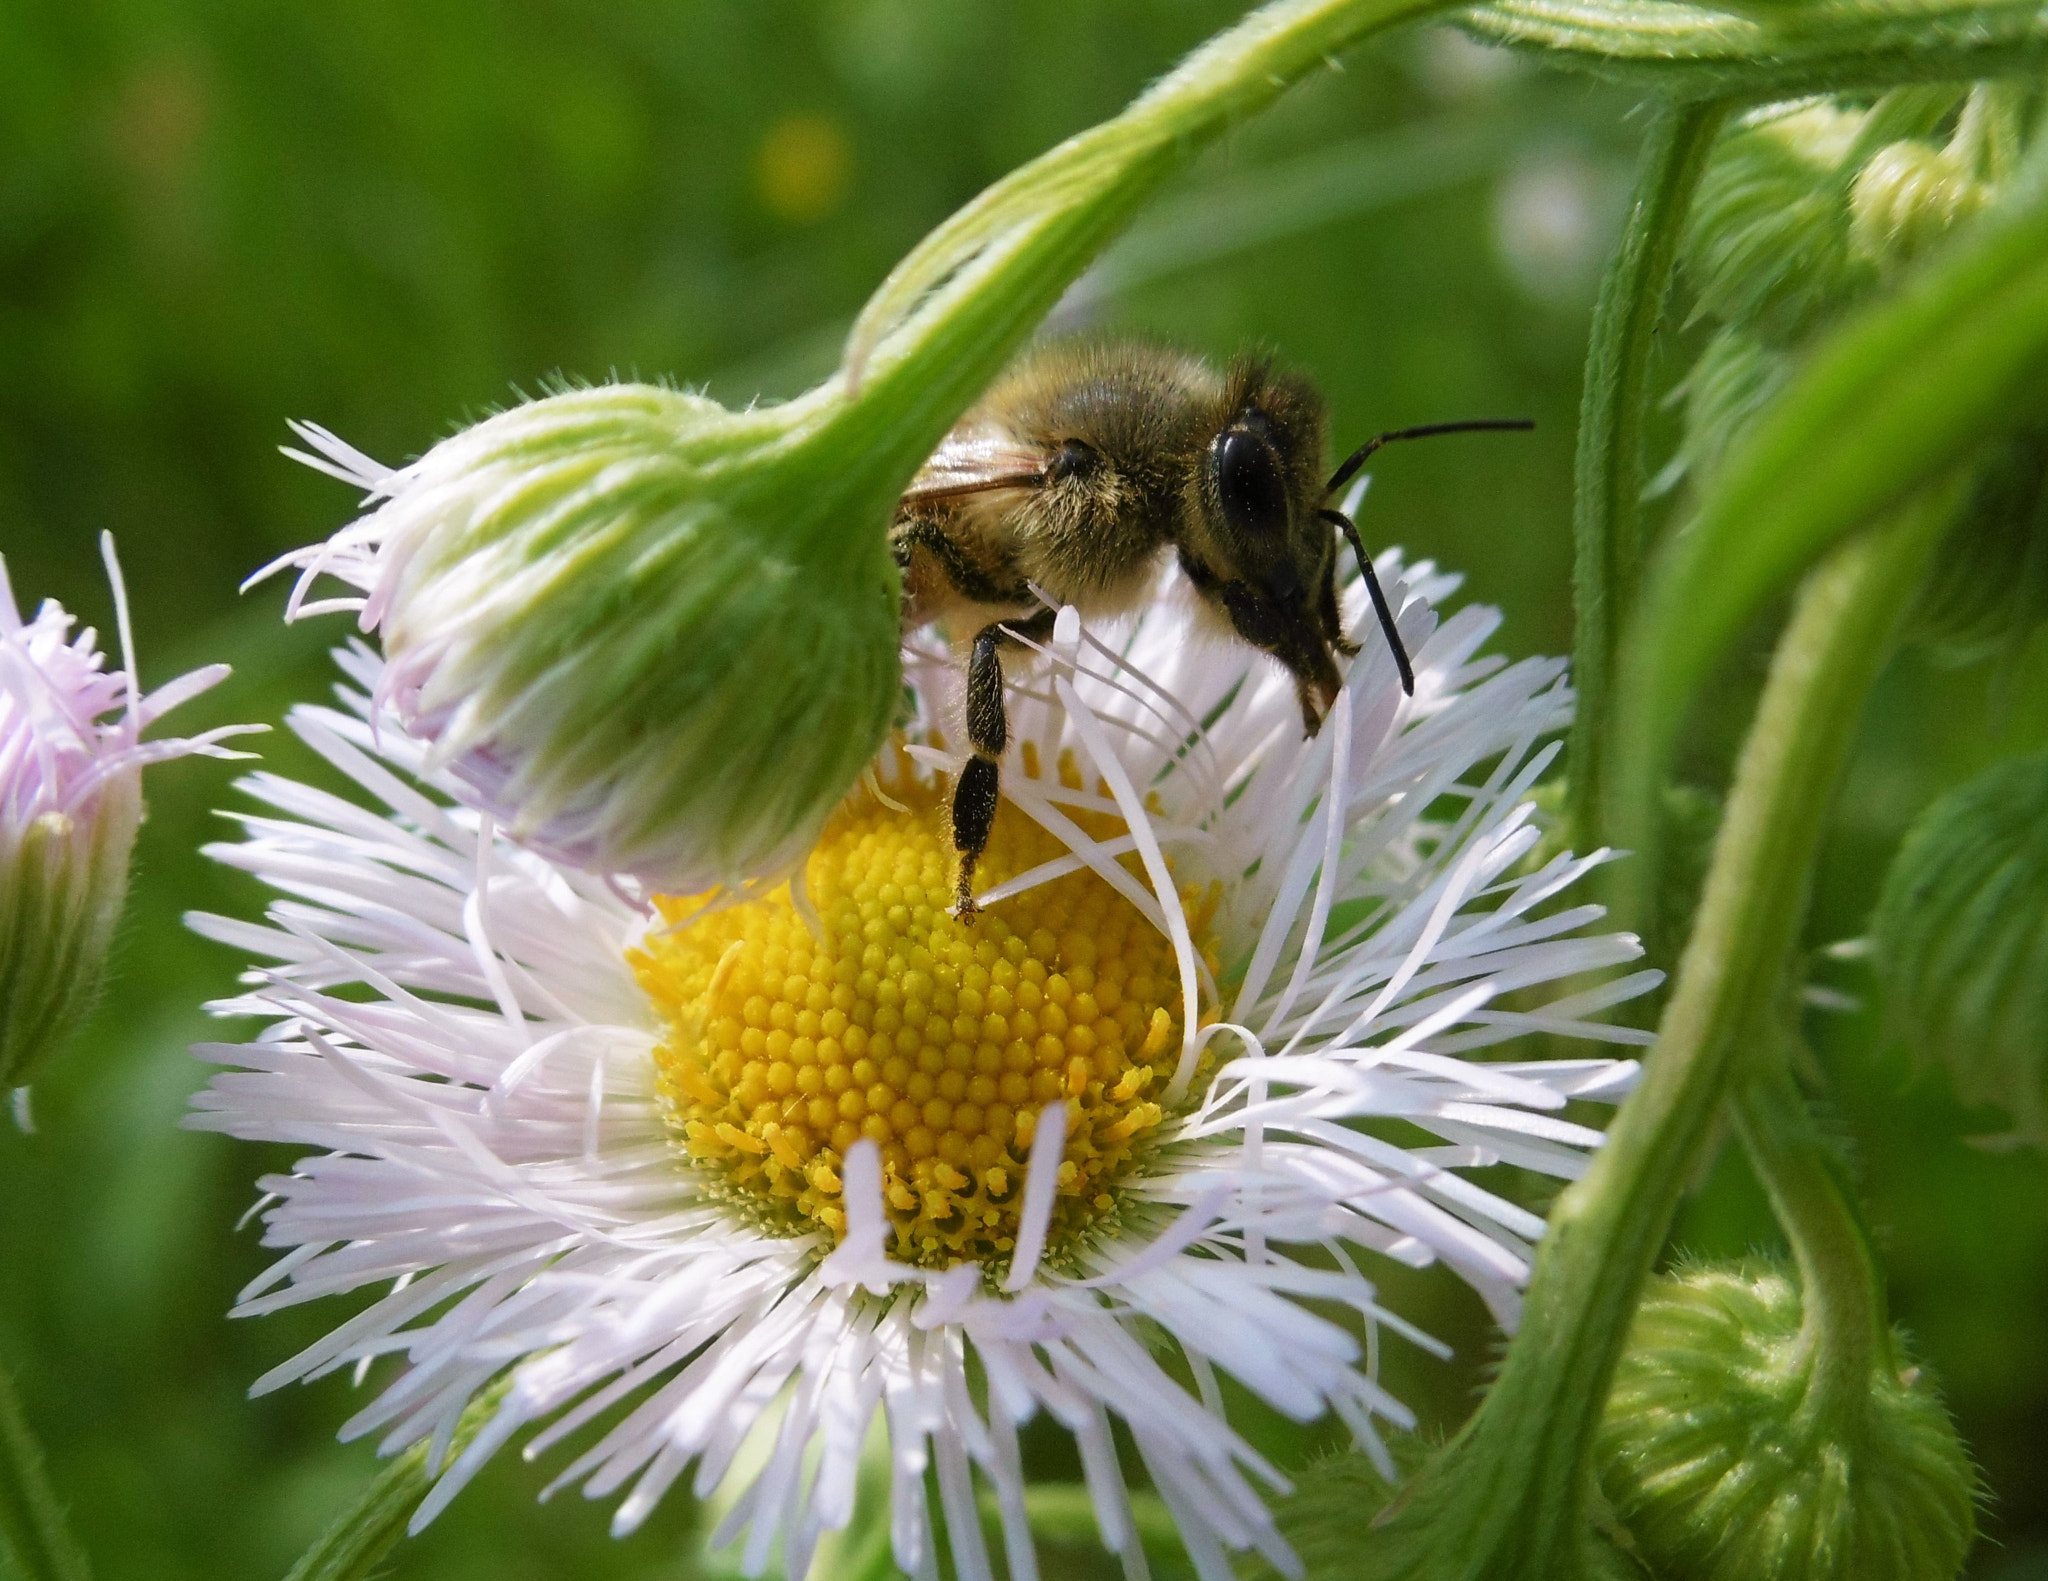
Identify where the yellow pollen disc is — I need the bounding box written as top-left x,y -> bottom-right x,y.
630,773 -> 1203,1272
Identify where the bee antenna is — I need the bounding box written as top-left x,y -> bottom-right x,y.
1324,418 -> 1534,500
1319,506 -> 1415,697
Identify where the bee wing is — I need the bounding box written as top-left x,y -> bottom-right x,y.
899,431 -> 1049,506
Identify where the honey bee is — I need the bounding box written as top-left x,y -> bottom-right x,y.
893,339 -> 1530,917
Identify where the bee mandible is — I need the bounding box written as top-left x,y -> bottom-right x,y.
891,339 -> 1531,917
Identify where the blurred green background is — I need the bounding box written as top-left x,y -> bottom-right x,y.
1,3 -> 2042,1577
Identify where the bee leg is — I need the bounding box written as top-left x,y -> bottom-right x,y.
1318,541 -> 1360,658
1297,685 -> 1326,738
952,609 -> 1057,919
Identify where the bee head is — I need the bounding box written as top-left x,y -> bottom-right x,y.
1182,357 -> 1345,732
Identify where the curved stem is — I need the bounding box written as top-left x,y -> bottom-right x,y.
1458,0 -> 2048,100
1568,99 -> 1728,852
817,0 -> 1463,507
0,1356 -> 91,1581
1731,1064 -> 1886,1429
1331,495 -> 1950,1578
282,1385 -> 508,1581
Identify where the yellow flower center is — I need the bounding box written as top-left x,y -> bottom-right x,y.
630,768 -> 1210,1272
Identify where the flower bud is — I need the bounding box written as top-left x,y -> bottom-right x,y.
1597,1262 -> 1977,1581
1683,102 -> 1877,342
1849,140 -> 1992,269
2,538 -> 256,1095
1874,750 -> 2048,1142
271,385 -> 905,892
1660,326 -> 1795,497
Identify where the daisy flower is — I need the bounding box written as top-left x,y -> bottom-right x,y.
188,558 -> 1655,1580
2,534 -> 257,1105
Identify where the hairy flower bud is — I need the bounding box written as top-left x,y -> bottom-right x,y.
1598,1263 -> 1977,1581
1683,102 -> 1876,342
2,539 -> 255,1096
1874,751 -> 2048,1141
269,387 -> 903,892
1657,327 -> 1795,498
1848,140 -> 1992,268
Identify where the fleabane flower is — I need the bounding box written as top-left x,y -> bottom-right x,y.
189,557 -> 1657,1580
2,535 -> 257,1102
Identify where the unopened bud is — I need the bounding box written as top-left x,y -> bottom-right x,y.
1598,1262 -> 1977,1581
1875,750 -> 2048,1142
2,538 -> 256,1095
267,386 -> 904,892
1684,102 -> 1877,342
1663,327 -> 1795,496
1849,140 -> 1992,268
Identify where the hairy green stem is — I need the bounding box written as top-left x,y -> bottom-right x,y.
0,1358 -> 90,1581
282,1386 -> 508,1581
1569,99 -> 1727,852
1732,1065 -> 1887,1431
1458,0 -> 2048,99
818,0 -> 1463,505
1337,498 -> 1948,1578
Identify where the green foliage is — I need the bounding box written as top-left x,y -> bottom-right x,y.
1611,153 -> 2048,880
1874,750 -> 2048,1142
1598,1261 -> 1977,1581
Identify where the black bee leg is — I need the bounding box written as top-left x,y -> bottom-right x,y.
952,610 -> 1056,919
1318,540 -> 1360,659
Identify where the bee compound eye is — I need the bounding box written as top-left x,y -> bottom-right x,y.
1045,437 -> 1099,484
1213,427 -> 1289,539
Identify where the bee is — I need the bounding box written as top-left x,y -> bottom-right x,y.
892,338 -> 1530,917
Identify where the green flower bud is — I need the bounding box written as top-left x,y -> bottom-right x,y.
1874,751 -> 2048,1142
277,385 -> 906,891
1684,103 -> 1877,343
3,539 -> 254,1098
1658,326 -> 1795,498
1598,1262 -> 1977,1581
1906,422 -> 2048,663
1849,140 -> 1993,268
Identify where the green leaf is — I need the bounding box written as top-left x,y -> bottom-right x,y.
1610,163 -> 2048,884
1874,750 -> 2048,1143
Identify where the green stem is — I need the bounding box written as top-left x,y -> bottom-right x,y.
1730,1065 -> 1886,1431
812,0 -> 1462,504
1568,99 -> 1727,851
282,1385 -> 508,1581
1459,0 -> 2048,99
0,1357 -> 90,1581
1336,496 -> 1949,1578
